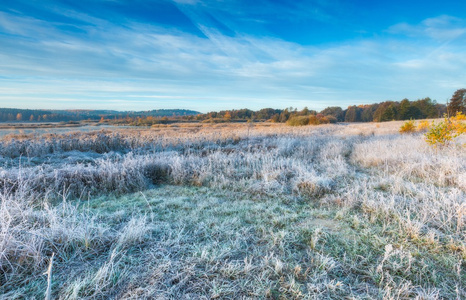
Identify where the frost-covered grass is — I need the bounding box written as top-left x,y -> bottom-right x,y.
1,121 -> 465,299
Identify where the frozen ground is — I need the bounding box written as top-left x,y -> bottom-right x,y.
0,121 -> 465,299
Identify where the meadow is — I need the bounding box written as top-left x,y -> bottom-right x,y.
0,121 -> 465,299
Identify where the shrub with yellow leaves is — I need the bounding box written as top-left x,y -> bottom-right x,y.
399,120 -> 416,134
425,112 -> 466,146
417,120 -> 430,132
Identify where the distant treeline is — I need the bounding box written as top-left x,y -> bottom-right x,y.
198,98 -> 445,123
0,108 -> 200,123
160,97 -> 444,126
195,88 -> 465,124
2,88 -> 465,125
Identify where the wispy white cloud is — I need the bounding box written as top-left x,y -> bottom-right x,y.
387,15 -> 466,42
0,6 -> 465,111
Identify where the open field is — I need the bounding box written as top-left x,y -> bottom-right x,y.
0,121 -> 465,299
0,123 -> 133,139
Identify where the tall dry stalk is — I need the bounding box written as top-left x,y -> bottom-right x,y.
44,252 -> 54,300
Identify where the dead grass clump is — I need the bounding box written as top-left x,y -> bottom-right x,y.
295,180 -> 333,199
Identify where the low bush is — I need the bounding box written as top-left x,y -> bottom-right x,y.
286,116 -> 311,126
399,120 -> 416,134
452,111 -> 466,121
286,114 -> 330,126
417,120 -> 430,132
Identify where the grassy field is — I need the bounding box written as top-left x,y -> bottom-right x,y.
0,121 -> 465,299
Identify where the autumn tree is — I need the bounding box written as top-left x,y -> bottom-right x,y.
361,104 -> 379,122
373,101 -> 396,122
344,106 -> 362,122
447,88 -> 466,116
279,109 -> 291,122
321,106 -> 344,121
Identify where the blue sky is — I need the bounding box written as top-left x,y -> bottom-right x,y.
0,0 -> 465,112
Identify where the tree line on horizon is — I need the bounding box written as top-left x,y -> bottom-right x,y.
0,108 -> 200,123
195,97 -> 445,124
1,89 -> 465,125
130,89 -> 465,126
191,89 -> 464,125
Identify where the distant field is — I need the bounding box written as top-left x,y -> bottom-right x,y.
0,123 -> 134,138
0,121 -> 465,299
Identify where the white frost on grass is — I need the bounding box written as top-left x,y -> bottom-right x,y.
0,121 -> 465,298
